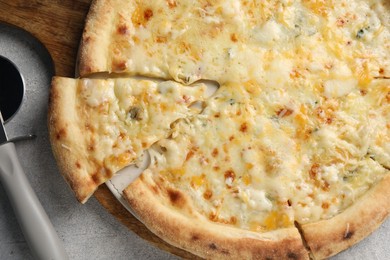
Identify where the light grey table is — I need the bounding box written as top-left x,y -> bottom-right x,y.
0,23 -> 388,260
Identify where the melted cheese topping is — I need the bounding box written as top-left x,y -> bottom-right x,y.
364,80 -> 390,168
145,80 -> 388,230
82,0 -> 390,231
76,78 -> 206,173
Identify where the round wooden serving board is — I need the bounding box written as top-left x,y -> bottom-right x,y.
0,1 -> 198,258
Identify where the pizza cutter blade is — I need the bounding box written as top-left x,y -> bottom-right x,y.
0,56 -> 68,260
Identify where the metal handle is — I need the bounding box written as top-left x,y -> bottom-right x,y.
0,142 -> 68,260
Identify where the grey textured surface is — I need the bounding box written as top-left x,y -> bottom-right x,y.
0,22 -> 388,260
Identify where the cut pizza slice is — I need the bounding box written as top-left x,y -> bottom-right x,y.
78,0 -> 270,83
79,0 -> 390,85
48,76 -> 207,203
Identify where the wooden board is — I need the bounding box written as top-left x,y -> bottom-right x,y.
0,1 -> 198,259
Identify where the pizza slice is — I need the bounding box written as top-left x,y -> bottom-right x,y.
79,0 -> 390,85
48,76 -> 206,203
78,0 -> 268,83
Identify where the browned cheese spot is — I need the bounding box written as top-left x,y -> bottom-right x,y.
315,104 -> 336,125
276,107 -> 294,118
85,123 -> 95,132
186,146 -> 198,161
182,95 -> 190,103
91,172 -> 100,184
230,33 -> 238,42
224,170 -> 236,182
211,148 -> 219,157
156,36 -> 167,43
321,202 -> 330,209
167,0 -> 177,8
208,213 -> 239,225
186,150 -> 195,161
144,9 -> 153,21
117,24 -> 129,35
239,122 -> 248,132
224,170 -> 236,188
209,212 -> 217,222
112,60 -> 127,72
203,189 -> 213,200
322,181 -> 330,191
88,143 -> 95,152
290,69 -> 302,79
309,163 -> 320,179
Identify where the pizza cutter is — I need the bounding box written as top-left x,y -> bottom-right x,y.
0,56 -> 68,259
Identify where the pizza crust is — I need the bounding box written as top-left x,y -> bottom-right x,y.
78,0 -> 117,76
48,77 -> 101,203
300,173 -> 390,259
123,172 -> 309,260
124,167 -> 390,259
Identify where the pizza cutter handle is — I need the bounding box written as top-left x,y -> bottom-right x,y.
0,142 -> 68,260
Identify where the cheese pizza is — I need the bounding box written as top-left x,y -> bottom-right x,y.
49,0 -> 390,258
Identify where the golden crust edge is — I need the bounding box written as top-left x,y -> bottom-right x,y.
77,0 -> 117,77
48,76 -> 99,203
123,175 -> 309,260
301,173 -> 390,259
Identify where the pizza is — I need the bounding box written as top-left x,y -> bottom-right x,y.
49,0 -> 390,259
